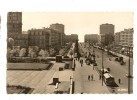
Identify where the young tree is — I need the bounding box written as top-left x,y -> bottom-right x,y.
38,49 -> 45,57
69,50 -> 73,58
19,48 -> 26,57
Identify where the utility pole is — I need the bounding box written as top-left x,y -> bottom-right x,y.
102,46 -> 104,86
128,46 -> 131,94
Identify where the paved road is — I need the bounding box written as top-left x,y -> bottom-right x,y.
72,43 -> 109,93
73,57 -> 110,93
81,43 -> 133,93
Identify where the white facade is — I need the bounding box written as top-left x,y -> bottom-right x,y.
115,28 -> 133,47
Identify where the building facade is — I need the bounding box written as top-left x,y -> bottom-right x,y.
7,12 -> 22,35
50,23 -> 65,46
115,32 -> 120,45
7,12 -> 26,48
7,13 -> 65,49
28,28 -> 63,49
100,23 -> 115,46
48,28 -> 61,48
28,28 -> 50,49
115,28 -> 133,47
84,34 -> 99,44
12,34 -> 28,48
65,34 -> 78,43
50,23 -> 64,33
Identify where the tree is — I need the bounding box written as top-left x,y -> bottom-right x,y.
69,50 -> 73,58
19,48 -> 26,57
8,38 -> 14,49
104,34 -> 114,46
74,39 -> 81,58
49,48 -> 56,56
28,47 -> 36,58
38,49 -> 45,57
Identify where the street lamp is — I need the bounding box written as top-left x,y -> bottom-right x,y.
128,46 -> 131,94
101,46 -> 104,86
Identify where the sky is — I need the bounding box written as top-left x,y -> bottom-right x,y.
22,12 -> 133,42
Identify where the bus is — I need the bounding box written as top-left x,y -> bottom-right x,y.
103,73 -> 115,86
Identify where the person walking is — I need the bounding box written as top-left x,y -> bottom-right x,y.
118,78 -> 121,84
74,59 -> 75,64
88,75 -> 90,81
81,59 -> 83,67
79,59 -> 81,63
78,56 -> 80,61
91,74 -> 93,81
99,75 -> 101,80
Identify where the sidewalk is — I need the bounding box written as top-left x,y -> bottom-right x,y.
7,61 -> 73,94
73,57 -> 110,94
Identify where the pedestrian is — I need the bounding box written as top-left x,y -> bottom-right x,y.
88,75 -> 90,80
99,75 -> 101,80
79,59 -> 81,63
118,78 -> 121,84
91,74 -> 93,81
81,59 -> 83,64
78,57 -> 80,61
81,59 -> 83,67
81,63 -> 83,67
74,59 -> 75,63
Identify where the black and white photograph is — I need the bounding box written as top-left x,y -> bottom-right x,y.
0,15 -> 1,31
6,12 -> 133,94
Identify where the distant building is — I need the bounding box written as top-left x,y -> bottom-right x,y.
7,12 -> 22,35
28,28 -> 50,49
7,12 -> 29,48
84,34 -> 99,45
65,34 -> 78,43
100,23 -> 115,46
115,28 -> 133,47
11,34 -> 28,48
50,23 -> 64,33
28,28 -> 63,49
115,32 -> 120,45
65,35 -> 71,43
7,13 -> 65,49
50,23 -> 65,46
48,28 -> 61,48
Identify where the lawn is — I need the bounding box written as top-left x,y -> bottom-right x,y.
7,85 -> 34,94
7,63 -> 52,70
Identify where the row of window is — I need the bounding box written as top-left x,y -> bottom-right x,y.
29,31 -> 51,35
8,20 -> 21,23
29,40 -> 49,44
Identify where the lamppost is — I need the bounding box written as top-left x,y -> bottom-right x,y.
128,46 -> 131,94
101,45 -> 104,86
